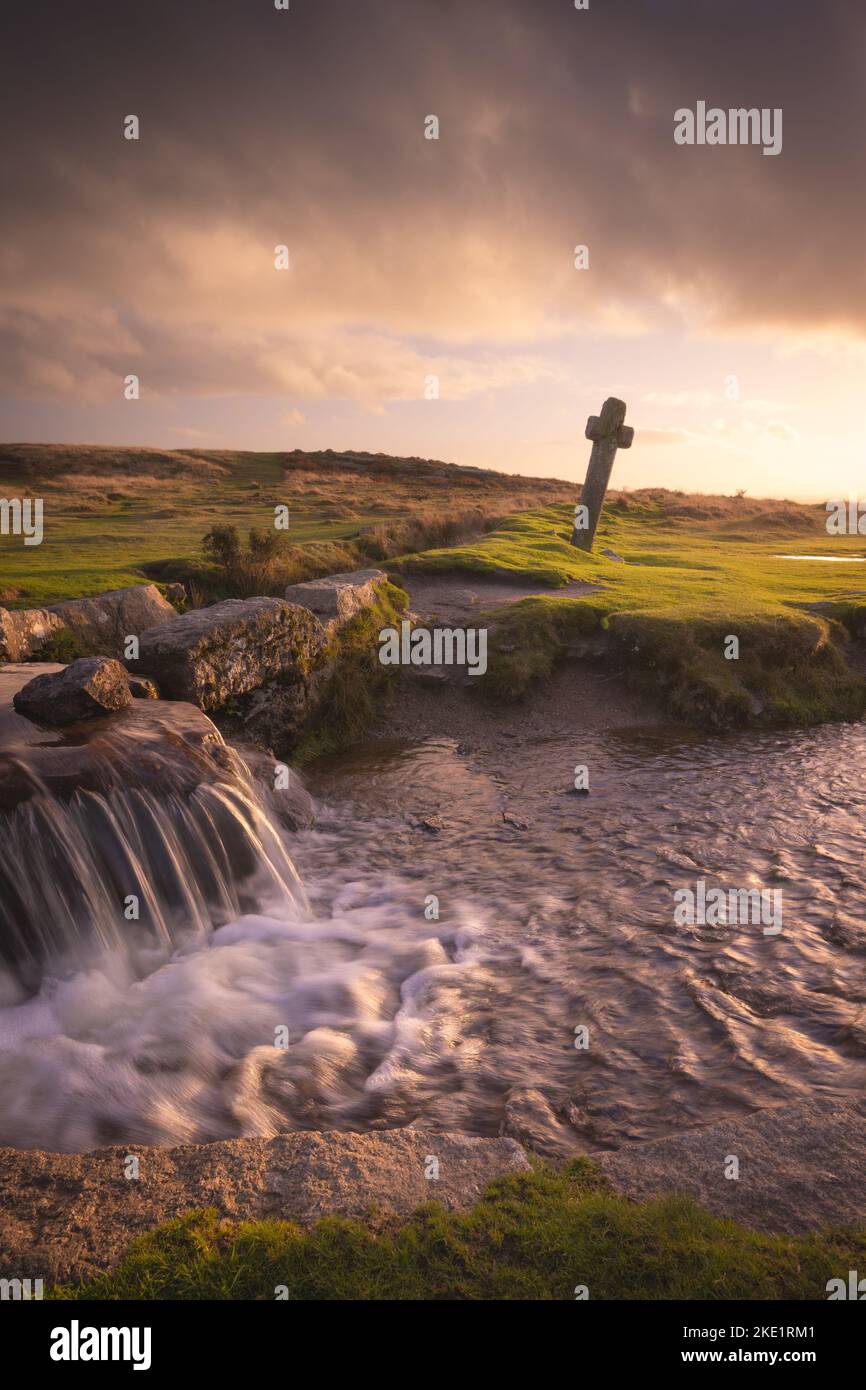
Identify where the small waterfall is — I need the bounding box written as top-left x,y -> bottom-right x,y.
0,747 -> 308,988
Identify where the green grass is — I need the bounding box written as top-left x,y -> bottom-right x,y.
51,1160 -> 866,1301
292,579 -> 410,763
0,445 -> 565,605
6,450 -> 865,731
399,502 -> 866,726
0,502 -> 383,606
399,499 -> 866,615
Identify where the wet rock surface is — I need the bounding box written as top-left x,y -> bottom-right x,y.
0,664 -> 225,810
230,740 -> 317,830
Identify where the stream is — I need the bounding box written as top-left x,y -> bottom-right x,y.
1,709 -> 865,1154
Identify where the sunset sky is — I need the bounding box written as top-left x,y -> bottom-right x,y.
2,0 -> 864,499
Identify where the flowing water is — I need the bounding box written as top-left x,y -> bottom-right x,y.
1,710 -> 865,1154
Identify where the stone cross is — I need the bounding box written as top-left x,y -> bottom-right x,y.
570,396 -> 634,550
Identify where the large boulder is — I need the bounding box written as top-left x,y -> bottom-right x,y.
228,664 -> 334,761
284,568 -> 387,634
48,584 -> 177,656
128,597 -> 326,712
0,585 -> 177,663
0,606 -> 65,661
12,657 -> 133,726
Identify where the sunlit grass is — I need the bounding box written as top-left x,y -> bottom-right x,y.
52,1161 -> 866,1302
0,446 -> 566,605
400,500 -> 866,616
399,501 -> 866,725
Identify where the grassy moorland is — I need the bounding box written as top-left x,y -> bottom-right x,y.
0,444 -> 567,605
53,1160 -> 866,1301
2,445 -> 864,730
398,494 -> 866,727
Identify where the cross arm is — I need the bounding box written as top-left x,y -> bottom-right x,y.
585,395 -> 628,443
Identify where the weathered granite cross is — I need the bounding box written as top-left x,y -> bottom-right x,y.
570,396 -> 634,550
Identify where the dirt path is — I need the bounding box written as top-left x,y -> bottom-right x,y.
401,572 -> 601,626
385,572 -> 665,747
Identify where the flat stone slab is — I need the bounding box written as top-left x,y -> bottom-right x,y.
284,568 -> 387,632
1,1101 -> 863,1286
0,1130 -> 531,1285
597,1098 -> 866,1235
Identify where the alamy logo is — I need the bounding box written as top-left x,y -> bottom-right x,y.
674,879 -> 782,935
826,499 -> 866,535
0,1277 -> 43,1299
378,620 -> 487,676
827,1270 -> 866,1300
0,497 -> 43,545
50,1321 -> 152,1371
674,102 -> 782,156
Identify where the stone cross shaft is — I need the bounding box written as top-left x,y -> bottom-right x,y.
570,396 -> 634,550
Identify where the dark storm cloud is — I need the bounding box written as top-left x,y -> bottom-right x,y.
1,0 -> 863,399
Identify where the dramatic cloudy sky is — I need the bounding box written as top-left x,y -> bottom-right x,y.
2,0 -> 864,497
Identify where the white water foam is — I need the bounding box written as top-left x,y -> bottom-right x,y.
0,881 -> 493,1152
